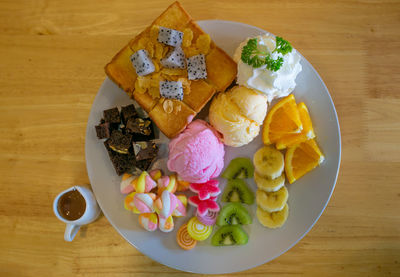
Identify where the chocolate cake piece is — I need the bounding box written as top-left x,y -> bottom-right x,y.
104,140 -> 136,175
103,107 -> 121,125
121,104 -> 138,124
132,141 -> 158,161
126,117 -> 155,141
135,158 -> 153,171
95,122 -> 111,139
108,130 -> 132,154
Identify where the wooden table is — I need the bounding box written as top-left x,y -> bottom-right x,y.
1,0 -> 399,276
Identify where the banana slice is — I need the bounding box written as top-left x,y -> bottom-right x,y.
254,171 -> 285,192
256,203 -> 289,229
253,146 -> 284,179
256,186 -> 288,212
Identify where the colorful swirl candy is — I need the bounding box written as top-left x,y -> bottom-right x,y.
138,213 -> 158,232
187,217 -> 213,241
159,215 -> 174,232
157,175 -> 177,195
176,223 -> 197,250
120,173 -> 136,194
133,193 -> 156,213
196,210 -> 218,226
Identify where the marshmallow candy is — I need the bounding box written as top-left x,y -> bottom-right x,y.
138,213 -> 158,232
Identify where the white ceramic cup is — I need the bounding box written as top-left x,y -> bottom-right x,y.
53,186 -> 101,242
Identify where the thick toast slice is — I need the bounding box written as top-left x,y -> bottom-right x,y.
105,1 -> 237,138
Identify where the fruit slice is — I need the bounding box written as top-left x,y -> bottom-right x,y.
187,217 -> 213,241
285,139 -> 325,184
262,94 -> 303,144
211,225 -> 249,246
176,223 -> 197,250
275,102 -> 315,150
221,179 -> 254,204
221,157 -> 254,179
256,186 -> 288,213
254,171 -> 285,192
253,146 -> 284,179
256,204 -> 289,229
217,203 -> 252,226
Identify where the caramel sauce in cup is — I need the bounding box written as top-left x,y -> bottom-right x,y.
53,186 -> 100,241
57,189 -> 86,221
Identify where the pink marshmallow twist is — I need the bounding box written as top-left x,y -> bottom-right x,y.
155,190 -> 178,219
133,193 -> 156,213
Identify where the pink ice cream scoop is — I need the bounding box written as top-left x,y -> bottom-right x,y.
167,120 -> 225,184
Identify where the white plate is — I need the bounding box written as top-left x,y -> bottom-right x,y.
85,20 -> 341,274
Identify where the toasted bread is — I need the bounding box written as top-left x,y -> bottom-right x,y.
149,98 -> 196,138
105,1 -> 237,138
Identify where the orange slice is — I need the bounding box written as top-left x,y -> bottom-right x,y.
275,102 -> 315,150
262,94 -> 303,145
285,139 -> 324,184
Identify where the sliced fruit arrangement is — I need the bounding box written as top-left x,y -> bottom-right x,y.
253,145 -> 289,228
211,225 -> 249,246
275,102 -> 315,150
256,203 -> 289,229
217,203 -> 252,226
222,157 -> 254,179
211,158 -> 254,246
262,94 -> 324,184
221,179 -> 254,204
285,139 -> 324,184
253,146 -> 284,179
262,94 -> 303,145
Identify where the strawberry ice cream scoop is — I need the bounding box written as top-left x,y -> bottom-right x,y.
167,120 -> 225,183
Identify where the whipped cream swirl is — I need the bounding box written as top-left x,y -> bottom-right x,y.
233,34 -> 302,102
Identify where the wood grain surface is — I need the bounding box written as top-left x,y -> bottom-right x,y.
1,0 -> 399,276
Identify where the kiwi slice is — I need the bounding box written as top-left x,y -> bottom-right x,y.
222,179 -> 254,204
217,203 -> 252,226
222,157 -> 254,179
211,225 -> 249,246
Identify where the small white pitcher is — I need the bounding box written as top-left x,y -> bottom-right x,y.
53,186 -> 101,242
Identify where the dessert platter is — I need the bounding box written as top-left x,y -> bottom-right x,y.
85,2 -> 341,274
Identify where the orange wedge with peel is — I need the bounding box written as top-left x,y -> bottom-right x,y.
262,94 -> 303,145
285,139 -> 324,184
275,102 -> 315,150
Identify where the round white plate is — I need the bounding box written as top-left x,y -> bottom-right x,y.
85,20 -> 341,274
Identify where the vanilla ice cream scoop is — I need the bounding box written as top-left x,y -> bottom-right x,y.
209,86 -> 268,147
234,34 -> 302,102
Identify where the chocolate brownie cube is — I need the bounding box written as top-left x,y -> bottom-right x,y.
103,107 -> 121,125
108,130 -> 132,154
126,117 -> 155,141
135,158 -> 153,171
132,141 -> 158,161
95,122 -> 111,139
104,140 -> 136,175
121,104 -> 138,124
